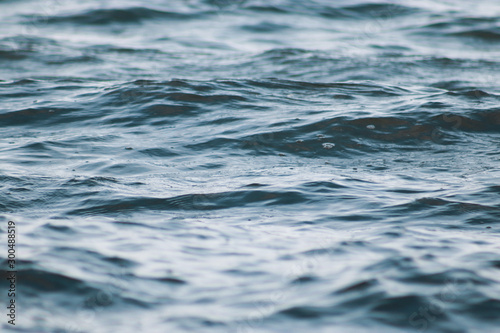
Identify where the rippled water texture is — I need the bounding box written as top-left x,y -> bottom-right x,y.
1,0 -> 500,332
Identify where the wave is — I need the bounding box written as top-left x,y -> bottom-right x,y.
246,2 -> 419,19
410,16 -> 500,41
66,189 -> 308,215
29,7 -> 204,25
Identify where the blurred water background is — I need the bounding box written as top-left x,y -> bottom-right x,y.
1,0 -> 500,332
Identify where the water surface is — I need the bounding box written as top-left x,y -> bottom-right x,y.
1,0 -> 500,332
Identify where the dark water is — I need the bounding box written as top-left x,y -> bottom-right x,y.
1,0 -> 500,332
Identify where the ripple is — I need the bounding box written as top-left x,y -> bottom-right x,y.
32,7 -> 203,25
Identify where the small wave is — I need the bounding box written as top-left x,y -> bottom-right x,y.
245,2 -> 419,20
64,176 -> 120,187
17,268 -> 95,293
67,189 -> 308,215
31,7 -> 206,25
0,107 -> 82,127
0,49 -> 29,60
450,28 -> 500,41
333,3 -> 419,19
388,197 -> 500,224
239,21 -> 291,33
411,16 -> 500,41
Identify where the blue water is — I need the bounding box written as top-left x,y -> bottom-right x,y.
1,0 -> 500,332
